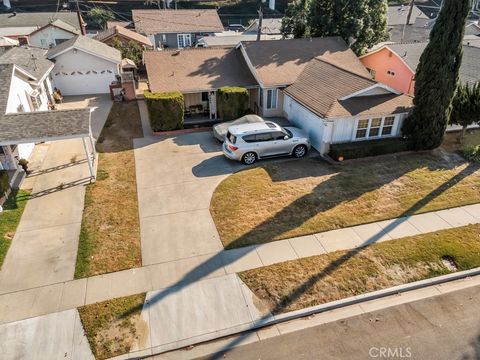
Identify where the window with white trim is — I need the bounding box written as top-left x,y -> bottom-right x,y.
355,116 -> 396,140
177,34 -> 192,48
266,89 -> 277,109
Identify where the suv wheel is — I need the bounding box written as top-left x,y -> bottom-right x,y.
242,152 -> 257,165
293,145 -> 307,158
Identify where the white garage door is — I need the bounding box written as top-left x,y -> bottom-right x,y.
284,95 -> 326,153
52,71 -> 116,96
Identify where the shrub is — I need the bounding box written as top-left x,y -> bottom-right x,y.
462,145 -> 480,162
217,87 -> 249,121
0,170 -> 9,196
144,91 -> 184,131
329,138 -> 413,161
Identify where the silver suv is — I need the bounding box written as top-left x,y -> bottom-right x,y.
222,121 -> 311,164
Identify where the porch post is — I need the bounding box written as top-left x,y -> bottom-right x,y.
82,137 -> 95,182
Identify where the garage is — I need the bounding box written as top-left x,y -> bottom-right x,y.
47,35 -> 121,96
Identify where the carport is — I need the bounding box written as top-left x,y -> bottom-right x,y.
0,108 -> 96,181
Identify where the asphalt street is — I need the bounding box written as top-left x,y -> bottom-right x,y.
194,285 -> 480,360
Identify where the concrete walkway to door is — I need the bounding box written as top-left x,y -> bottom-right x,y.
0,95 -> 112,294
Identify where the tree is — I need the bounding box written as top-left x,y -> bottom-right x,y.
87,8 -> 115,30
402,0 -> 472,150
281,0 -> 388,54
111,39 -> 143,67
450,82 -> 480,141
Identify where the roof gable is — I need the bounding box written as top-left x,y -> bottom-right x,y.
94,26 -> 152,47
0,46 -> 53,81
47,35 -> 121,64
29,19 -> 80,36
132,9 -> 224,35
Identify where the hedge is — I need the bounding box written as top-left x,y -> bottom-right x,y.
144,91 -> 184,131
217,87 -> 249,121
0,170 -> 9,196
329,138 -> 413,161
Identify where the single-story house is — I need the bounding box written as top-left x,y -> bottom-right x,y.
0,11 -> 84,41
28,19 -> 81,49
94,25 -> 152,49
243,18 -> 283,36
145,37 -> 413,154
132,9 -> 224,49
144,47 -> 257,119
360,42 -> 480,96
47,35 -> 122,95
0,46 -> 55,167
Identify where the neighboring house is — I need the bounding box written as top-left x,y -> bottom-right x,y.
145,37 -> 413,154
465,21 -> 480,36
28,19 -> 81,48
387,5 -> 433,42
243,18 -> 282,36
47,35 -> 122,95
0,46 -> 55,170
0,36 -> 17,54
0,11 -> 83,41
131,9 -> 224,49
197,33 -> 281,47
360,42 -> 480,96
94,25 -> 152,49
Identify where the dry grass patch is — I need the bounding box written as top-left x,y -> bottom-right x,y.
79,293 -> 147,360
75,102 -> 143,278
239,224 -> 480,314
211,151 -> 480,248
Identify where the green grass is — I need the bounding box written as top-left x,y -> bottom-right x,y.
210,152 -> 480,249
78,293 -> 147,360
239,224 -> 480,314
0,190 -> 29,268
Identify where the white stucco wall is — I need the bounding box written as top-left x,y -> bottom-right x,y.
51,48 -> 119,95
29,26 -> 76,48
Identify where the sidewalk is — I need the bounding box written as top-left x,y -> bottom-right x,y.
1,203 -> 479,325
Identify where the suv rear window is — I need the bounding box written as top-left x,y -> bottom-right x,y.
227,131 -> 236,144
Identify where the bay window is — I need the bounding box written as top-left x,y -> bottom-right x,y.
355,116 -> 397,140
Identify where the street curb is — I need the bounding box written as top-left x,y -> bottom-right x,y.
138,268 -> 480,360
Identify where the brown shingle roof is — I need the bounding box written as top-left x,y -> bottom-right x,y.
240,37 -> 371,87
132,9 -> 224,35
285,58 -> 412,119
145,47 -> 257,93
94,26 -> 152,47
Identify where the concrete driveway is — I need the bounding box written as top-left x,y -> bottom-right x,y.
134,131 -> 243,265
0,95 -> 112,294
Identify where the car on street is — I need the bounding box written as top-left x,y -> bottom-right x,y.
212,114 -> 265,141
222,121 -> 311,164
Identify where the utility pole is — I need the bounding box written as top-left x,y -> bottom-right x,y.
75,0 -> 86,35
256,5 -> 263,41
402,0 -> 415,42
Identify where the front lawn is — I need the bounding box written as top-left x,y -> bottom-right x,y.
78,293 -> 147,360
442,128 -> 480,153
0,190 -> 29,268
75,102 -> 143,278
239,224 -> 480,314
211,152 -> 480,248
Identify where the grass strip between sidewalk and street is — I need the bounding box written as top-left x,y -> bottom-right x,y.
0,189 -> 30,269
239,224 -> 480,315
75,102 -> 143,278
211,151 -> 480,249
78,293 -> 147,360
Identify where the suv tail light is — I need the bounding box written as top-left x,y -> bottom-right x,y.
228,144 -> 238,151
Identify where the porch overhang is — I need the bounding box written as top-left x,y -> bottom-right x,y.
0,108 -> 97,181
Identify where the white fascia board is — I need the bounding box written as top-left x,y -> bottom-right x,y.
340,83 -> 401,101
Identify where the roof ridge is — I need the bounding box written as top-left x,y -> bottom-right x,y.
313,56 -> 375,83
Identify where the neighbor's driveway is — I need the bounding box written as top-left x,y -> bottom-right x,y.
134,131 -> 242,265
0,95 -> 112,294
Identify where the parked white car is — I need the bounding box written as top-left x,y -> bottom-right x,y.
222,121 -> 311,164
